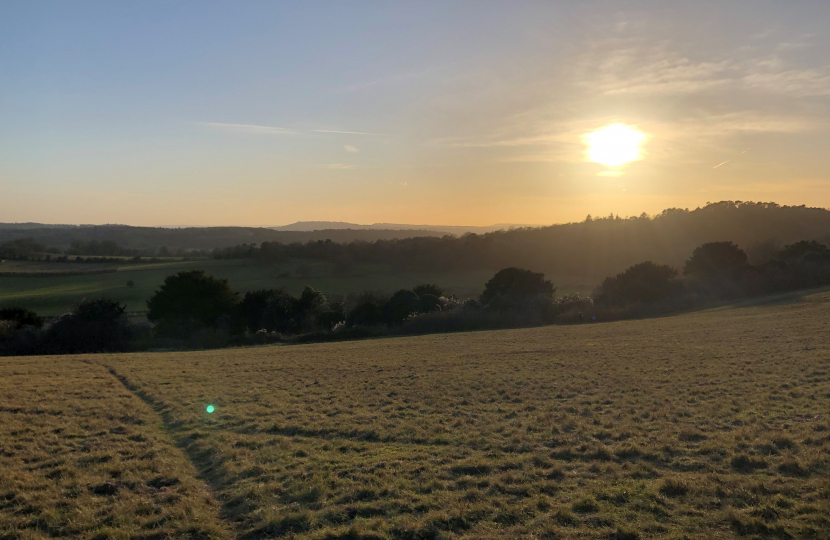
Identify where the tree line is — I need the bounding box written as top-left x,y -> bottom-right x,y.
212,202 -> 830,279
3,237 -> 830,356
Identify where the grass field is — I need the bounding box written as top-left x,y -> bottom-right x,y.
2,290 -> 829,539
0,259 -> 597,316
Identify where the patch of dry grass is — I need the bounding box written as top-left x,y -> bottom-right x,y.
0,359 -> 230,539
4,291 -> 830,539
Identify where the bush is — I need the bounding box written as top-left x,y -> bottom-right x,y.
413,283 -> 444,298
684,241 -> 748,278
239,289 -> 295,333
594,261 -> 680,308
779,240 -> 830,262
481,268 -> 555,312
552,294 -> 594,322
346,302 -> 384,327
384,290 -> 422,324
41,299 -> 132,354
0,307 -> 44,330
147,270 -> 239,335
418,293 -> 443,313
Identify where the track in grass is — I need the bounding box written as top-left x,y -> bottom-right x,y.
0,358 -> 231,540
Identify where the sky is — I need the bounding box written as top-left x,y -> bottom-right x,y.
2,1 -> 829,227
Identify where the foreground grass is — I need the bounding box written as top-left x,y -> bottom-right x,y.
0,359 -> 231,539
3,291 -> 830,538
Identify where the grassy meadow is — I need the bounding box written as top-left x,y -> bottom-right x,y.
2,290 -> 829,539
0,258 -> 596,316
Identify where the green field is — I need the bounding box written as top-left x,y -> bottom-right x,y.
0,259 -> 597,316
2,290 -> 829,539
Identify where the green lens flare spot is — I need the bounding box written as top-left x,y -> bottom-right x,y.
206,405 -> 215,414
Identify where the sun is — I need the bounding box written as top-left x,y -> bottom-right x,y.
584,124 -> 646,167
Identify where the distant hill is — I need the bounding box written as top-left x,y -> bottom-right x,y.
271,221 -> 537,235
6,202 -> 830,279
218,201 -> 830,279
0,224 -> 456,253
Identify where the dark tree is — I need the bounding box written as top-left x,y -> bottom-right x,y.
316,302 -> 346,331
147,270 -> 239,332
297,286 -> 329,331
42,299 -> 131,354
480,268 -> 555,308
418,293 -> 443,313
259,291 -> 301,334
594,261 -> 679,307
413,284 -> 444,298
384,290 -> 422,324
779,240 -> 830,261
239,289 -> 291,332
0,308 -> 44,330
0,238 -> 46,259
684,242 -> 748,277
346,302 -> 384,327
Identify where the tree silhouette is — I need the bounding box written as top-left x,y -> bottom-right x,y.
480,268 -> 554,308
684,242 -> 748,277
147,270 -> 238,332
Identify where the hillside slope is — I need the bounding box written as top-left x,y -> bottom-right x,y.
3,289 -> 828,538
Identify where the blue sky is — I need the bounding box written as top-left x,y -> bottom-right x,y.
2,1 -> 829,226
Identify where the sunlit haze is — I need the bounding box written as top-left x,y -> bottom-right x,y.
2,1 -> 829,227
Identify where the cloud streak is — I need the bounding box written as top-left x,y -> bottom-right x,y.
200,123 -> 377,136
313,129 -> 376,135
199,122 -> 295,135
320,164 -> 355,169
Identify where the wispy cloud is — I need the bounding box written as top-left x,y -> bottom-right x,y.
313,129 -> 375,136
742,66 -> 830,97
688,111 -> 825,134
572,40 -> 830,98
320,164 -> 355,170
198,122 -> 295,135
199,123 -> 377,136
574,44 -> 733,96
344,145 -> 359,153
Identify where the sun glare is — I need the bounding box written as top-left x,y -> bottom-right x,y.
584,124 -> 646,167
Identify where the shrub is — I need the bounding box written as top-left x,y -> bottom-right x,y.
779,240 -> 830,262
418,293 -> 443,313
594,261 -> 679,307
41,299 -> 132,354
240,289 -> 297,333
240,289 -> 283,332
384,290 -> 422,324
552,294 -> 594,322
684,241 -> 748,277
481,268 -> 555,307
346,302 -> 384,327
413,283 -> 444,298
147,270 -> 239,335
0,307 -> 44,330
314,302 -> 346,332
